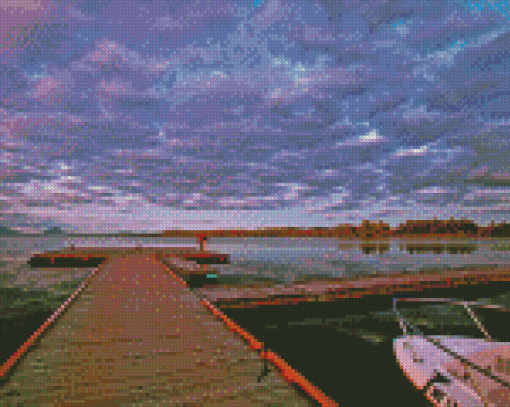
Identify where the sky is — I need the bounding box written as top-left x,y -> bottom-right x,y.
0,0 -> 509,233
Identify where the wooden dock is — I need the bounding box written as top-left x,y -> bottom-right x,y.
3,244 -> 510,404
26,246 -> 510,309
195,266 -> 510,309
0,252 -> 335,406
28,246 -> 230,268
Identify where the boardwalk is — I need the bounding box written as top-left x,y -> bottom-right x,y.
29,247 -> 230,268
0,254 -> 316,406
195,266 -> 510,308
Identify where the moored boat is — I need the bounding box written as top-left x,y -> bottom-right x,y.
393,297 -> 510,406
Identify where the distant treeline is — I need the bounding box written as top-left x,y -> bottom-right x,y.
0,219 -> 509,238
391,219 -> 509,238
159,219 -> 510,238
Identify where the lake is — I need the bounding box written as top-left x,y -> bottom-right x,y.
1,236 -> 509,288
1,236 -> 509,406
1,235 -> 508,322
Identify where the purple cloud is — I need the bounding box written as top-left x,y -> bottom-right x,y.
2,0 -> 509,231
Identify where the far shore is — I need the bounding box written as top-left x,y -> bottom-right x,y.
0,231 -> 506,239
1,218 -> 508,238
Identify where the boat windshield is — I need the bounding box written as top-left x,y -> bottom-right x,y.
393,298 -> 506,340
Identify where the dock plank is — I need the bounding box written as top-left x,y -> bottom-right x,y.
29,247 -> 230,267
0,254 -> 315,406
195,266 -> 510,308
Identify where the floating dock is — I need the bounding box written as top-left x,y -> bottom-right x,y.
0,251 -> 335,406
28,246 -> 230,289
28,246 -> 230,268
26,246 -> 510,309
196,266 -> 510,309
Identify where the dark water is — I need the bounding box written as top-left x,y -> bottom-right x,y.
218,290 -> 510,406
222,299 -> 438,407
0,311 -> 56,375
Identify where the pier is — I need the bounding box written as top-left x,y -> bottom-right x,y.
28,246 -> 230,268
27,246 -> 230,289
2,242 -> 510,405
0,252 -> 335,406
196,266 -> 510,309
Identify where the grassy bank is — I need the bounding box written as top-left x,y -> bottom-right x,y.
0,282 -> 82,319
0,281 -> 86,370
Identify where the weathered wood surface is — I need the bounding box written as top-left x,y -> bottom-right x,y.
195,266 -> 510,308
31,246 -> 228,257
0,254 -> 314,406
29,246 -> 230,267
160,256 -> 215,276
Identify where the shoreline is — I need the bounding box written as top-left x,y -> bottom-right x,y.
0,234 -> 506,239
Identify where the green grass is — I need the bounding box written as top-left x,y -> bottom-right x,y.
0,280 -> 83,318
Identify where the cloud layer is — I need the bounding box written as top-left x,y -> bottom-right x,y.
1,0 -> 509,232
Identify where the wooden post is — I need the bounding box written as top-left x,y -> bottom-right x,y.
197,235 -> 207,252
197,235 -> 207,273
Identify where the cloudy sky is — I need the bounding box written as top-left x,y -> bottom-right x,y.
1,0 -> 509,233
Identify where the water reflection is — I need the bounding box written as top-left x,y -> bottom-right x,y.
341,242 -> 479,255
360,243 -> 390,255
400,243 -> 477,255
492,243 -> 510,252
1,237 -> 509,287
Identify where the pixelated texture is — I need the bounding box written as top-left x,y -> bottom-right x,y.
0,254 -> 313,405
0,0 -> 509,232
1,1 -> 510,406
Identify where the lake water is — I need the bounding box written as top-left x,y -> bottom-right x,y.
1,236 -> 509,406
1,236 -> 509,289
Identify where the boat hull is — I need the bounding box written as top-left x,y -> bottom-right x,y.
395,336 -> 510,406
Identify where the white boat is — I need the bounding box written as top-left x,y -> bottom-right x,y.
393,297 -> 510,406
